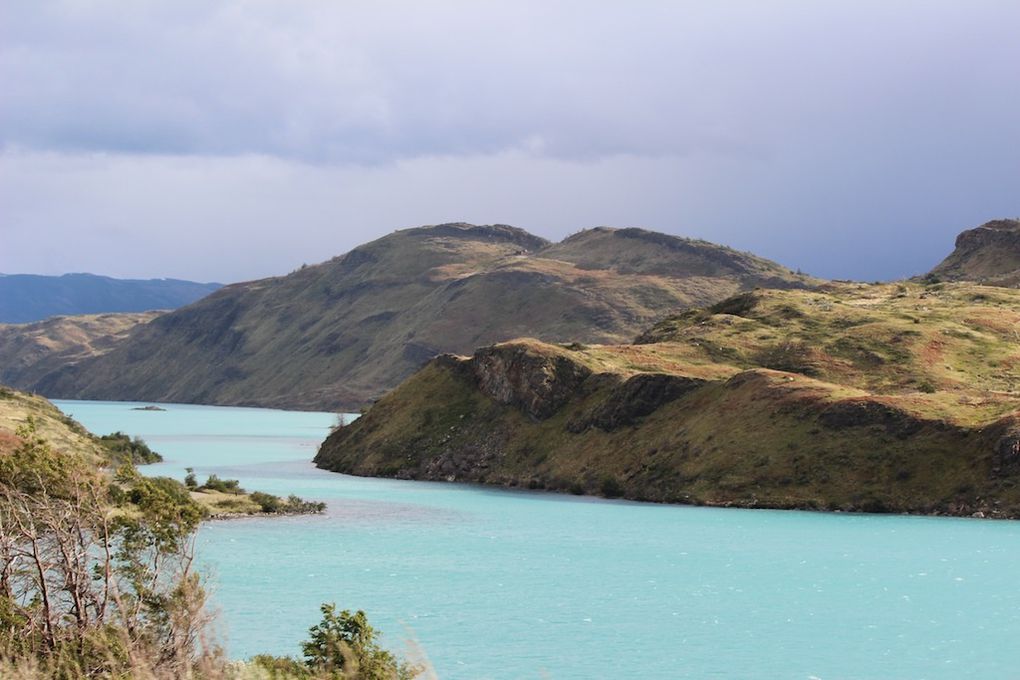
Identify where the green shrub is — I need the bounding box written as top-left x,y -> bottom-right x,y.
201,474 -> 244,494
1,424 -> 212,677
99,431 -> 163,465
301,604 -> 417,679
251,491 -> 283,513
285,494 -> 327,514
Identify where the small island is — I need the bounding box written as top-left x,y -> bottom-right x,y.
131,405 -> 167,411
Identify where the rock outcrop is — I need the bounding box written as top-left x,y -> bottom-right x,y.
472,344 -> 592,420
925,219 -> 1020,286
992,419 -> 1020,477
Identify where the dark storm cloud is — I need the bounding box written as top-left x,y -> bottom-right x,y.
0,1 -> 1018,281
5,1 -> 1016,165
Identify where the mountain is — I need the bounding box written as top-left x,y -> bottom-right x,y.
17,223 -> 811,410
0,312 -> 161,391
315,281 -> 1020,518
0,273 -> 221,323
923,218 -> 1020,286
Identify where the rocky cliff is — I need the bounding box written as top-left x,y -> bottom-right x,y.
925,219 -> 1020,286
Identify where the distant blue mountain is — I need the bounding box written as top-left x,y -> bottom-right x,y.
0,273 -> 222,323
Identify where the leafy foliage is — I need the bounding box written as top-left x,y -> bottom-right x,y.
0,419 -> 212,677
199,474 -> 244,494
245,604 -> 419,679
99,430 -> 164,465
301,604 -> 416,679
249,492 -> 326,515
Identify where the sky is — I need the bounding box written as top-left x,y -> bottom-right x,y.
1,1 -> 1018,283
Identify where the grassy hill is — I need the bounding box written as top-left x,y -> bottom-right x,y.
0,385 -> 108,461
315,281 -> 1020,518
21,223 -> 810,410
0,272 -> 220,323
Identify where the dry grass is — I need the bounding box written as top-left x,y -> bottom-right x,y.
0,386 -> 106,461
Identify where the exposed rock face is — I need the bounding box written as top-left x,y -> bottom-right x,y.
925,219 -> 1020,286
472,344 -> 592,420
418,428 -> 511,481
992,420 -> 1020,476
954,219 -> 1020,251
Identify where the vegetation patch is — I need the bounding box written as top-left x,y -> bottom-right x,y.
99,430 -> 163,465
185,469 -> 326,517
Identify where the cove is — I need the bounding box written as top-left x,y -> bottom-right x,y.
55,399 -> 1020,680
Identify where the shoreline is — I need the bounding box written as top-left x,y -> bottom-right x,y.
322,465 -> 1019,521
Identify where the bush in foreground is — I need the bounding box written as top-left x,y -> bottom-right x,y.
0,423 -> 414,679
1,419 -> 210,678
245,603 -> 419,680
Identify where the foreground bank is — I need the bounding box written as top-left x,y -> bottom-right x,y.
0,388 -> 417,678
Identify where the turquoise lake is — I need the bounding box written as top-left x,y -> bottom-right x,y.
55,399 -> 1020,679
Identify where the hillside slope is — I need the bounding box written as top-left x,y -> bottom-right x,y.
316,282 -> 1020,518
0,312 -> 161,390
924,219 -> 1020,286
0,385 -> 108,461
0,273 -> 220,323
27,223 -> 810,410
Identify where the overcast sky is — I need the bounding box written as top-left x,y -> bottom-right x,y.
1,1 -> 1018,283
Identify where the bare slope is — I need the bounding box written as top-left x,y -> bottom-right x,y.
31,223 -> 810,410
0,312 -> 161,390
316,282 -> 1020,517
924,219 -> 1020,286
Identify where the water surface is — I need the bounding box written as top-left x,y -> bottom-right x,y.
56,399 -> 1020,679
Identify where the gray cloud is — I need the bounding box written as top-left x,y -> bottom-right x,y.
0,1 -> 1018,282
